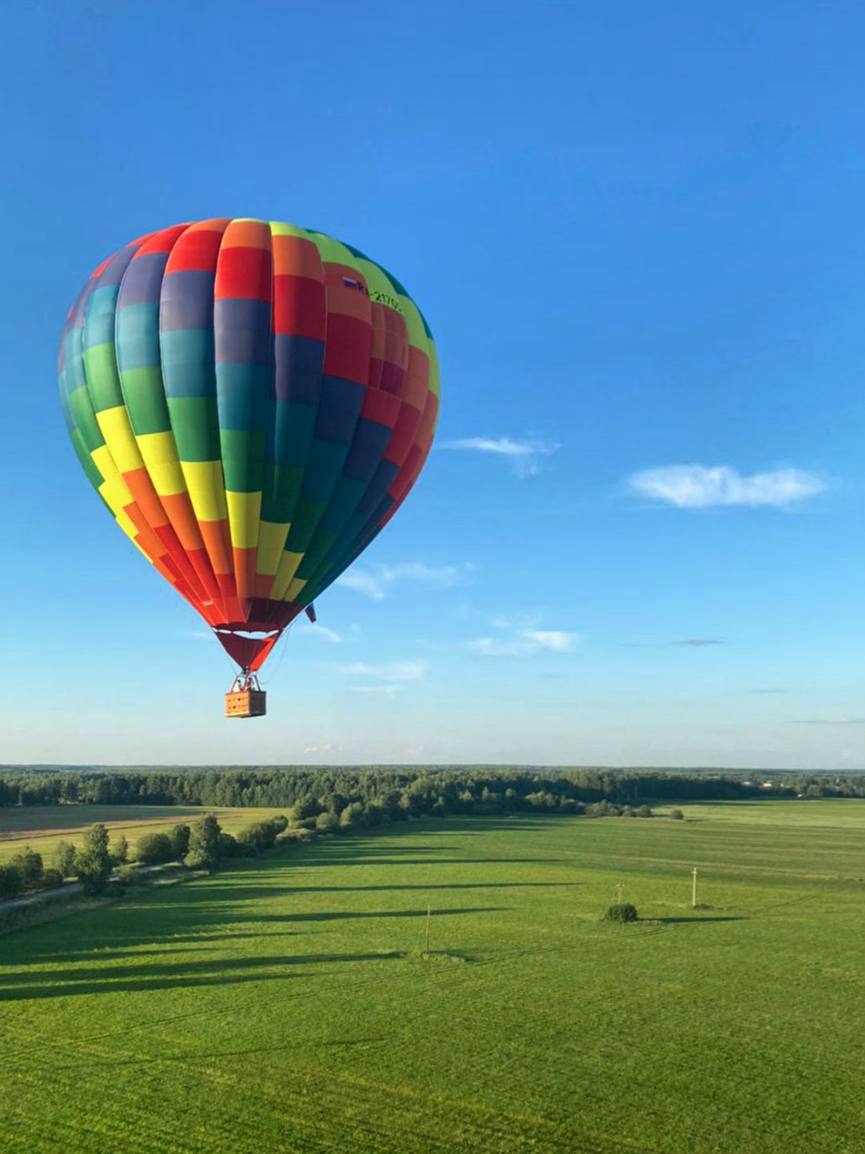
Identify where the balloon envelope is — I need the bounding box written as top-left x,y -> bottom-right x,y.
58,219 -> 440,669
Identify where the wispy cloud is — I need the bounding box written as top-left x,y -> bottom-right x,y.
303,743 -> 342,754
440,436 -> 559,478
628,465 -> 827,509
669,638 -> 723,647
469,629 -> 579,657
338,660 -> 428,682
337,562 -> 471,601
297,622 -> 342,643
351,684 -> 403,697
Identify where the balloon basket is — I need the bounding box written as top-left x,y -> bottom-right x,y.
225,670 -> 267,718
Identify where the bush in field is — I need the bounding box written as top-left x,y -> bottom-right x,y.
116,865 -> 138,885
604,903 -> 639,923
136,832 -> 174,864
41,868 -> 63,889
637,805 -> 653,818
54,840 -> 77,878
10,847 -> 44,891
670,809 -> 685,820
186,814 -> 222,870
0,863 -> 23,900
315,811 -> 339,834
218,831 -> 242,857
112,834 -> 129,865
75,824 -> 112,894
169,824 -> 190,859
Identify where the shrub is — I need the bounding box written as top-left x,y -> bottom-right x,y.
186,814 -> 222,870
75,824 -> 112,894
10,847 -> 44,891
54,840 -> 77,878
135,832 -> 174,865
116,865 -> 138,885
169,824 -> 190,859
315,811 -> 339,834
339,802 -> 365,829
0,863 -> 23,900
670,808 -> 685,820
637,804 -> 652,818
112,834 -> 129,865
604,903 -> 639,923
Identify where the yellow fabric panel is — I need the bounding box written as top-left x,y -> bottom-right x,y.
428,343 -> 441,399
96,406 -> 144,473
256,520 -> 291,576
400,296 -> 429,352
135,431 -> 186,496
114,508 -> 139,541
95,469 -> 133,516
225,490 -> 262,550
269,221 -> 311,238
310,232 -> 356,266
90,443 -> 121,483
285,577 -> 307,602
180,460 -> 227,523
271,550 -> 304,599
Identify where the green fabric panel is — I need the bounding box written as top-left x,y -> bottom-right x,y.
284,497 -> 328,553
71,428 -> 104,490
262,465 -> 304,523
296,530 -> 338,578
168,396 -> 220,462
274,401 -> 317,467
120,366 -> 171,435
221,428 -> 266,492
68,387 -> 104,452
83,344 -> 123,412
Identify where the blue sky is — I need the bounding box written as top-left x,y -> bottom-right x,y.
2,1 -> 864,768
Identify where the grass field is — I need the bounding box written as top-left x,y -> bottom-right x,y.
1,801 -> 864,1153
0,804 -> 291,864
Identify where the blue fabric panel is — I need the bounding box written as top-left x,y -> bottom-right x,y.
118,252 -> 169,306
274,334 -> 324,404
314,376 -> 364,444
161,270 -> 215,331
161,330 -> 216,397
214,298 -> 271,365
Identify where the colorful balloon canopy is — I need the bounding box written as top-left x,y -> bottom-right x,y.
58,219 -> 440,671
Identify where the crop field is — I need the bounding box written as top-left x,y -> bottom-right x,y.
1,801 -> 864,1154
0,804 -> 290,864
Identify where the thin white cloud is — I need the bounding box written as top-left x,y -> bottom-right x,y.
628,465 -> 827,509
338,660 -> 428,682
303,743 -> 341,754
351,684 -> 403,696
523,630 -> 578,652
441,436 -> 559,478
469,629 -> 579,657
337,562 -> 470,601
670,638 -> 723,647
298,623 -> 342,643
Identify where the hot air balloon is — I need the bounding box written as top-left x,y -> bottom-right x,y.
58,219 -> 440,717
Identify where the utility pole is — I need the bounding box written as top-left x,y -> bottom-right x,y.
691,866 -> 698,909
425,903 -> 432,954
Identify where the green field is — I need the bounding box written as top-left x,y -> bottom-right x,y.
0,804 -> 290,864
1,801 -> 864,1153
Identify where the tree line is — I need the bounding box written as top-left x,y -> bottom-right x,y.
0,812 -> 294,901
0,785 -> 668,903
0,765 -> 826,811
